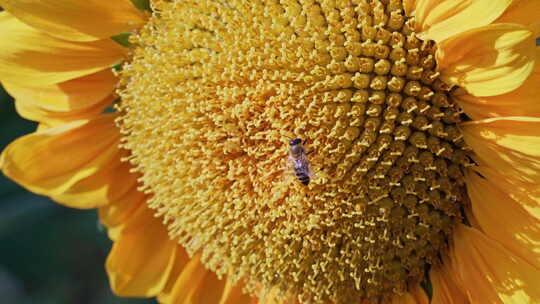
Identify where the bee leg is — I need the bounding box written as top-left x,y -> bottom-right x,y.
302,139 -> 314,155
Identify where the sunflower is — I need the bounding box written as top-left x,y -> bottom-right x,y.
1,0 -> 539,303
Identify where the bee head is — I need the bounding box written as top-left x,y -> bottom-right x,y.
289,138 -> 302,146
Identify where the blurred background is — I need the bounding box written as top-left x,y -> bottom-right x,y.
0,85 -> 154,304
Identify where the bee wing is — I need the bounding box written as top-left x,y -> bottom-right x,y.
274,154 -> 295,185
294,154 -> 313,177
299,153 -> 324,185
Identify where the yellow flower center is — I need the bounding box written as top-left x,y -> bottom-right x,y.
117,0 -> 474,302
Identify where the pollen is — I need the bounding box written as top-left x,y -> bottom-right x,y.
116,0 -> 473,303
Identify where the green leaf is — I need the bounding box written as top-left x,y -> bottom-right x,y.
130,0 -> 151,11
111,32 -> 132,47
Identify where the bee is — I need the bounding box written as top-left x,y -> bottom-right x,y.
288,138 -> 312,186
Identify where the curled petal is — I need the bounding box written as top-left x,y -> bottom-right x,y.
106,206 -> 179,297
414,0 -> 512,43
2,69 -> 117,111
98,188 -> 148,241
0,12 -> 126,86
165,253 -> 228,304
14,94 -> 113,127
155,245 -> 190,304
452,47 -> 540,119
436,23 -> 535,96
159,268 -> 252,304
102,192 -> 236,301
0,0 -> 145,42
0,114 -> 135,209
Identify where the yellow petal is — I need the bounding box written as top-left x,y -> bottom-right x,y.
410,285 -> 429,304
166,253 -> 227,304
218,279 -> 254,304
190,269 -> 228,303
414,0 -> 512,43
451,225 -> 540,303
167,276 -> 252,304
461,116 -> 540,185
0,12 -> 126,86
0,114 -> 135,209
452,47 -> 540,119
533,21 -> 540,38
466,170 -> 540,270
106,206 -> 178,297
156,244 -> 191,304
2,68 -> 117,111
155,234 -> 250,303
403,0 -> 417,16
14,94 -> 113,127
391,285 -> 429,304
430,263 -> 469,304
474,167 -> 540,220
158,258 -> 253,304
436,23 -> 535,96
98,188 -> 148,241
496,0 -> 540,28
35,123 -> 50,132
0,0 -> 144,42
